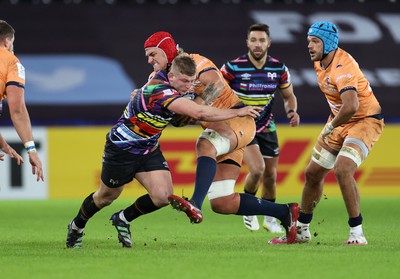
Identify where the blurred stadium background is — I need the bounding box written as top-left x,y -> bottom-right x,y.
0,0 -> 399,199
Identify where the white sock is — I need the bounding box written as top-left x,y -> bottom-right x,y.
264,216 -> 274,222
350,224 -> 363,235
119,211 -> 130,224
71,221 -> 84,233
296,221 -> 310,228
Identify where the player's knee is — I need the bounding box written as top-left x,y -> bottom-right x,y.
311,145 -> 336,170
250,164 -> 265,178
304,166 -> 322,186
154,198 -> 169,207
333,161 -> 356,182
208,180 -> 235,199
146,183 -> 173,207
248,170 -> 263,183
208,180 -> 236,213
197,129 -> 231,156
209,198 -> 226,213
262,168 -> 276,181
337,145 -> 364,168
333,169 -> 348,184
94,188 -> 121,207
209,195 -> 235,214
150,191 -> 172,207
95,195 -> 115,208
196,137 -> 211,150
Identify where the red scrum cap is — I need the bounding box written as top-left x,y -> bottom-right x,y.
144,31 -> 178,64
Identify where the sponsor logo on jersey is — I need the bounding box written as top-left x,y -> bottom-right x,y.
241,73 -> 251,80
336,74 -> 352,83
248,83 -> 277,90
267,72 -> 277,79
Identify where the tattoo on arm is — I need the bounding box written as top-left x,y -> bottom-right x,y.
198,83 -> 222,104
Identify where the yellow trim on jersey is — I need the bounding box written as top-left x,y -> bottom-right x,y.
238,95 -> 273,106
136,112 -> 170,129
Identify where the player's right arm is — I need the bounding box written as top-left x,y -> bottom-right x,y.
167,97 -> 261,122
6,85 -> 44,181
6,85 -> 34,144
280,84 -> 300,127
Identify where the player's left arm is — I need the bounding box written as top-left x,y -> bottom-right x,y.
280,84 -> 300,127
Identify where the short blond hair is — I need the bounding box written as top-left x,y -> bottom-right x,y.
171,54 -> 196,77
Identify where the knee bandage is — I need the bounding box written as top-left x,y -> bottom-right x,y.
338,138 -> 368,167
207,180 -> 236,200
338,146 -> 363,167
311,146 -> 336,170
198,128 -> 230,156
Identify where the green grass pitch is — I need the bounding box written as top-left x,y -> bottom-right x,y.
1,196 -> 399,279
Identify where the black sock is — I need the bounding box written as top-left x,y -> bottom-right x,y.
298,212 -> 313,224
348,214 -> 363,227
244,189 -> 257,196
236,193 -> 288,221
73,193 -> 100,229
123,194 -> 160,222
191,156 -> 216,209
264,198 -> 276,203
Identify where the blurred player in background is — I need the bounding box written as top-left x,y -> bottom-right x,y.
65,55 -> 261,248
144,32 -> 300,243
269,21 -> 384,245
220,23 -> 300,233
0,20 -> 44,181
